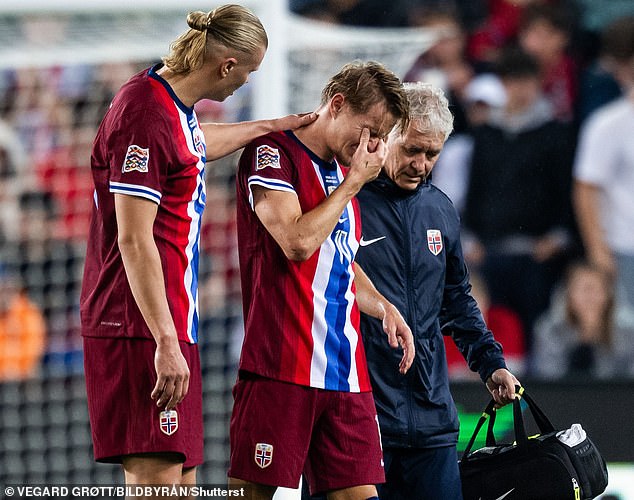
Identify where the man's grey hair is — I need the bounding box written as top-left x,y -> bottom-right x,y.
394,82 -> 454,141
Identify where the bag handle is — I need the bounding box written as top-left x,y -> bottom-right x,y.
461,385 -> 556,461
461,398 -> 497,459
512,386 -> 555,445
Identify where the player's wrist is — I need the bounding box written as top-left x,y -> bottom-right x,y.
155,332 -> 180,348
340,173 -> 365,196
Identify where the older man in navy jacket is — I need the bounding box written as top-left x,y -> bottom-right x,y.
356,82 -> 519,500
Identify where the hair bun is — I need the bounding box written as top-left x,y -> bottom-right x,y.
186,11 -> 208,32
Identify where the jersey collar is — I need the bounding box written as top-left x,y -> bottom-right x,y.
148,64 -> 195,116
284,130 -> 339,171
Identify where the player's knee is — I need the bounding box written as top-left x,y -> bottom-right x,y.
122,452 -> 186,484
228,477 -> 276,500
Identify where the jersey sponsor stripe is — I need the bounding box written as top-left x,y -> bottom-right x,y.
109,181 -> 162,203
175,103 -> 206,344
323,208 -> 355,391
322,257 -> 352,391
347,195 -> 365,391
314,162 -> 356,391
309,239 -> 333,389
343,196 -> 361,391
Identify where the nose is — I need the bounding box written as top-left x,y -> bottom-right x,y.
412,154 -> 431,175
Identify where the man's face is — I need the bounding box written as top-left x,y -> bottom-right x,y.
214,45 -> 266,101
502,75 -> 541,112
329,98 -> 396,166
384,123 -> 445,190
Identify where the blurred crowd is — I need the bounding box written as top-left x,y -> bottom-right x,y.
293,0 -> 634,381
1,0 -> 634,382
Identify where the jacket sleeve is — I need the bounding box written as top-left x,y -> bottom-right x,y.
439,207 -> 507,382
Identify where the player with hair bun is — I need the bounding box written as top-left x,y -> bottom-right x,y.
81,4 -> 315,491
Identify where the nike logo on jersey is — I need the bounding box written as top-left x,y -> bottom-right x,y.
359,236 -> 386,247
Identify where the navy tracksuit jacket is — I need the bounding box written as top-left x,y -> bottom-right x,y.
356,173 -> 507,449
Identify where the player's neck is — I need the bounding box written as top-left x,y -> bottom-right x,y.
156,66 -> 199,108
293,117 -> 334,162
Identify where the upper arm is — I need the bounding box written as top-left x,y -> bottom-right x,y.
239,136 -> 307,259
252,186 -> 305,260
114,193 -> 158,244
108,110 -> 169,205
574,113 -> 616,186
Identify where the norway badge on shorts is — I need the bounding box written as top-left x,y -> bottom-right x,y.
159,410 -> 178,436
254,443 -> 273,469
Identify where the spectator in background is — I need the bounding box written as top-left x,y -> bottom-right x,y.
404,5 -> 474,134
431,72 -> 506,213
467,0 -> 581,64
445,270 -> 526,379
518,3 -> 579,122
533,260 -> 634,380
0,116 -> 29,242
467,0 -> 535,66
0,267 -> 46,381
290,0 -> 417,27
463,47 -> 576,357
575,31 -> 622,125
35,126 -> 95,241
0,190 -> 83,354
573,15 -> 634,310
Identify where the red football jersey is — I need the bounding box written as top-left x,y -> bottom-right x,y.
235,131 -> 372,392
81,65 -> 206,343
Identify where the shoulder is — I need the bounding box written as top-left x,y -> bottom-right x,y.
583,98 -> 632,135
425,184 -> 460,220
248,131 -> 294,151
111,71 -> 170,122
428,183 -> 455,206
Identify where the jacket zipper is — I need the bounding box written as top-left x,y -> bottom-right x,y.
401,198 -> 417,444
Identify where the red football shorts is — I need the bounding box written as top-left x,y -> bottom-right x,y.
83,336 -> 203,468
228,372 -> 385,495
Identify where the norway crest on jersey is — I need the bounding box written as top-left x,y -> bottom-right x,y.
159,410 -> 178,436
193,129 -> 206,157
256,145 -> 281,170
122,144 -> 149,173
254,443 -> 273,469
427,229 -> 443,255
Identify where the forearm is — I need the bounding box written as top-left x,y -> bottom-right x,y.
202,113 -> 316,161
573,182 -> 608,254
354,264 -> 392,320
119,237 -> 179,346
294,177 -> 365,253
201,120 -> 279,161
255,175 -> 364,261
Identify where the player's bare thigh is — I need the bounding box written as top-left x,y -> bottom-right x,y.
227,478 -> 377,500
123,452 -> 197,499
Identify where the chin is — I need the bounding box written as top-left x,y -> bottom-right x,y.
398,179 -> 420,190
338,153 -> 353,167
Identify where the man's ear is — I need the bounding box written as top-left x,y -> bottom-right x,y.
329,93 -> 345,118
220,58 -> 237,78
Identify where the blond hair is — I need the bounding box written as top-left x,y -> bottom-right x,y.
162,4 -> 268,74
321,61 -> 410,133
